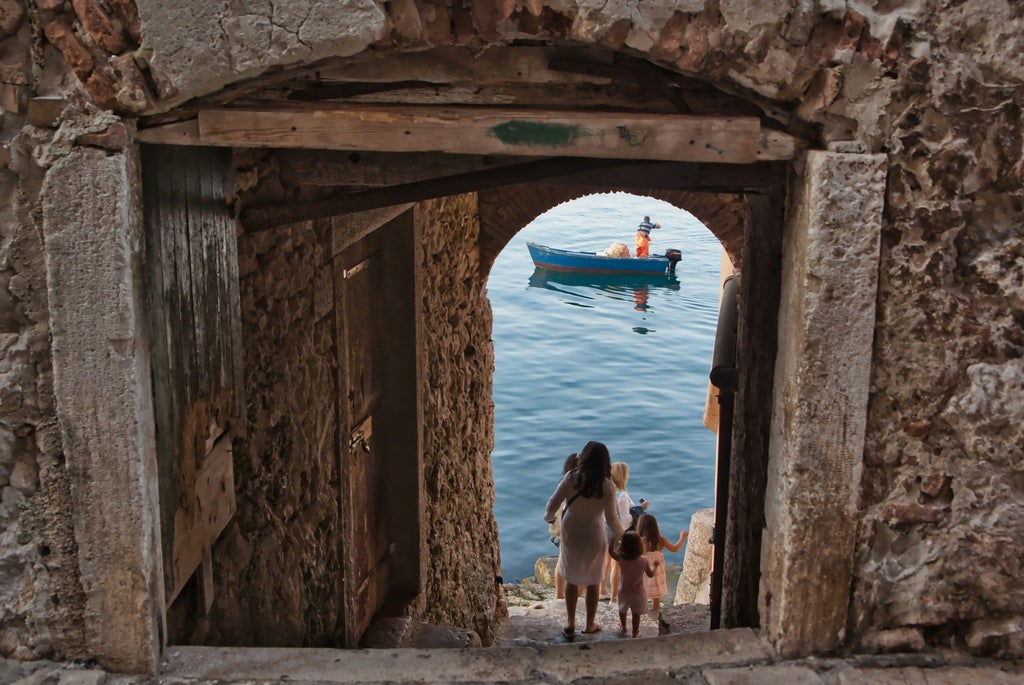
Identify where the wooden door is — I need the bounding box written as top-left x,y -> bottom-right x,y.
337,236 -> 390,646
141,145 -> 244,612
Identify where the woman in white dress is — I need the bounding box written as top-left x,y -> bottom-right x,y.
544,441 -> 625,636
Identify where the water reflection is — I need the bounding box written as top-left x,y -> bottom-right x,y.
528,268 -> 681,316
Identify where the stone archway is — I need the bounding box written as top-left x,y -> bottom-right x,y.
477,185 -> 749,272
20,0 -> 922,673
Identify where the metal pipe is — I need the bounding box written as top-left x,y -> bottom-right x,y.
708,273 -> 739,629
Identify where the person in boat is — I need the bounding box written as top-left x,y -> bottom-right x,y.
635,216 -> 661,258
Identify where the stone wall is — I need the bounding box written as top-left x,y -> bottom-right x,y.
0,127 -> 86,661
416,194 -> 503,644
0,0 -> 1022,666
1,0 -> 100,661
851,4 -> 1024,655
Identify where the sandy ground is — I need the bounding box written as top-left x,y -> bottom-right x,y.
497,564 -> 710,646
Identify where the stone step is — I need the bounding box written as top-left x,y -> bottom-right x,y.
158,628 -> 770,684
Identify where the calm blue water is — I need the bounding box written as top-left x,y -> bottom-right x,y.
488,192 -> 721,582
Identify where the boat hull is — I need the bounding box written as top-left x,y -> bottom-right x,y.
527,242 -> 672,275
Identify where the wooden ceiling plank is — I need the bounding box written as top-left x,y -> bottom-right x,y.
240,157 -> 633,230
136,118 -> 202,145
276,150 -> 536,186
198,106 -> 762,164
536,161 -> 778,192
311,45 -> 616,87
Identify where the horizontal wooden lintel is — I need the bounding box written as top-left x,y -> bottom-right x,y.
135,105 -> 799,163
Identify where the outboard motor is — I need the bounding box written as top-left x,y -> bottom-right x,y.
664,248 -> 682,273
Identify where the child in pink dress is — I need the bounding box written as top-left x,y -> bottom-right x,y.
637,513 -> 688,617
608,531 -> 658,638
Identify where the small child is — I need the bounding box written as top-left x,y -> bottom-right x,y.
636,513 -> 688,617
608,531 -> 658,638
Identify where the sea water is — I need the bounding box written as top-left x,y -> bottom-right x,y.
488,192 -> 721,582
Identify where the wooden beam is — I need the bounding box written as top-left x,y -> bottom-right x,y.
758,129 -> 802,161
240,157 -> 633,231
136,118 -> 202,145
276,149 -> 536,187
537,161 -> 780,193
198,105 -> 762,164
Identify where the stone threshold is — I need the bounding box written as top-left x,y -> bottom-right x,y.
157,628 -> 769,683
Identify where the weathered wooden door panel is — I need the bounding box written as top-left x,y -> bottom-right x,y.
338,239 -> 391,646
141,144 -> 244,608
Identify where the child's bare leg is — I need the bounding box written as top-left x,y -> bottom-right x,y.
618,611 -> 627,633
631,610 -> 641,638
609,562 -> 621,601
651,597 -> 661,615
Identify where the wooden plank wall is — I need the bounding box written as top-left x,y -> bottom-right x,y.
141,145 -> 245,605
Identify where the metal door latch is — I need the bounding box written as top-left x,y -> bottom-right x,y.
349,416 -> 373,453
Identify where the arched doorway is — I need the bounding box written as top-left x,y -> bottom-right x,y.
487,192 -> 722,636
40,32 -> 885,671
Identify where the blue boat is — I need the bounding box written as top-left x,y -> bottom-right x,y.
527,242 -> 681,275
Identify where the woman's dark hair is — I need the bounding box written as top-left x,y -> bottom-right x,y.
562,452 -> 578,475
636,513 -> 661,552
574,440 -> 611,498
618,531 -> 644,561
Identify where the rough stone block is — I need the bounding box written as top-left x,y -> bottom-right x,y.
0,0 -> 25,39
359,615 -> 412,648
836,667 -> 1023,685
761,151 -> 886,657
968,616 -> 1024,658
856,627 -> 925,653
42,144 -> 161,673
71,0 -> 126,54
795,67 -> 842,120
138,0 -> 385,107
719,0 -> 790,34
43,21 -> 94,80
110,53 -> 154,112
106,0 -> 140,44
26,97 -> 66,127
674,12 -> 717,72
83,66 -> 117,110
0,82 -> 25,113
408,623 -> 482,648
534,555 -> 556,586
0,50 -> 27,85
76,122 -> 127,150
57,669 -> 107,685
418,0 -> 451,44
879,501 -> 946,525
705,665 -> 824,685
650,12 -> 688,61
387,0 -> 423,42
676,508 -> 712,605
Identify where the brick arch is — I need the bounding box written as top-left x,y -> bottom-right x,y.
478,185 -> 747,274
